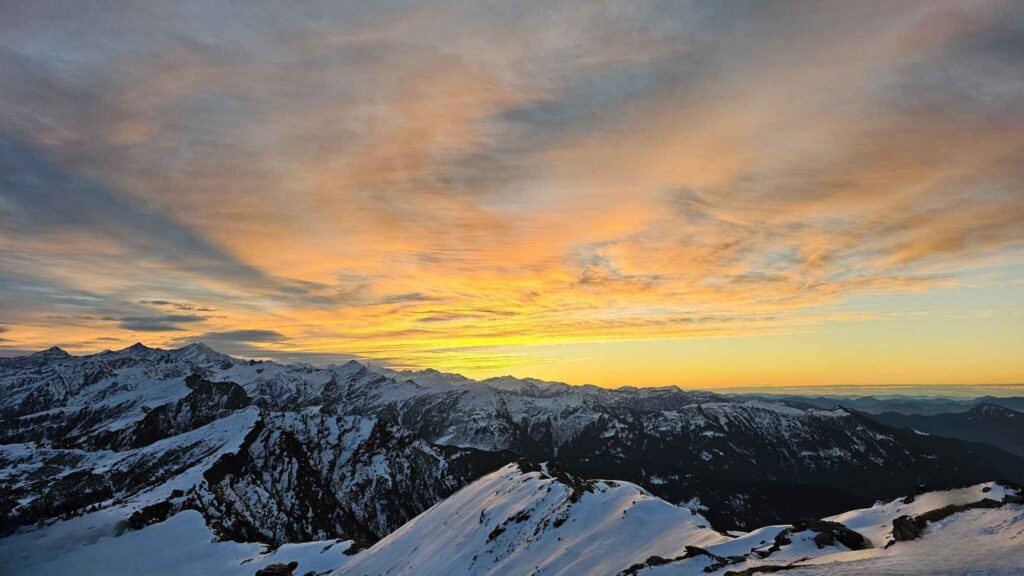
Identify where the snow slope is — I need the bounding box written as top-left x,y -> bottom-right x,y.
1,454 -> 1021,576
337,472 -> 1024,576
826,481 -> 1015,546
636,482 -> 1023,576
789,505 -> 1024,575
0,508 -> 353,576
335,462 -> 727,576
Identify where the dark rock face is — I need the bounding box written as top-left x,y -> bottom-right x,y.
618,544 -> 738,576
325,368 -> 1024,530
791,518 -> 868,550
0,349 -> 232,449
182,413 -> 513,546
100,374 -> 252,450
1,372 -> 250,452
892,496 -> 1014,543
892,515 -> 925,541
140,376 -> 247,445
128,501 -> 174,530
812,531 -> 834,548
0,467 -> 114,534
914,498 -> 1004,524
255,561 -> 298,576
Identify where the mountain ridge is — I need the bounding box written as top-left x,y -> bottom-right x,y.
3,342 -> 1024,549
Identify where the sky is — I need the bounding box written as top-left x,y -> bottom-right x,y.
1,0 -> 1022,388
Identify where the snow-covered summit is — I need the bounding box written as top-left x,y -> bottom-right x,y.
334,461 -> 726,576
327,466 -> 1024,576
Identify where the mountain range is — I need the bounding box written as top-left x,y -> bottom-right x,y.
863,403 -> 1024,457
2,343 -> 1023,575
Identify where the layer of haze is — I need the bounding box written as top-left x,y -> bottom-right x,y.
1,1 -> 1022,387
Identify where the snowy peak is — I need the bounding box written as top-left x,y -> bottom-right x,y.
4,345 -> 74,367
480,375 -> 572,395
332,359 -> 369,379
33,345 -> 70,358
102,341 -> 164,361
171,342 -> 234,364
335,461 -> 725,576
97,342 -> 235,364
370,365 -> 467,386
335,467 -> 1024,576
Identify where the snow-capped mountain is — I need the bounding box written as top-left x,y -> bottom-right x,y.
3,343 -> 1024,576
336,464 -> 1024,576
335,461 -> 728,576
2,340 -> 1024,537
2,460 -> 1021,576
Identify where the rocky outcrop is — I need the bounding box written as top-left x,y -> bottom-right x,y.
892,495 -> 1016,543
182,413 -> 512,546
892,515 -> 924,542
618,517 -> 867,575
791,518 -> 869,550
255,561 -> 298,576
127,501 -> 174,530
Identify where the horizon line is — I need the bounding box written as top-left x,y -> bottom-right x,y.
2,341 -> 1022,396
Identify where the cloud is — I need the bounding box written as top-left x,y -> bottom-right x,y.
378,292 -> 443,305
188,329 -> 287,343
573,253 -> 661,290
0,138 -> 375,311
170,329 -> 370,365
117,314 -> 206,332
0,1 -> 1022,381
0,264 -> 119,320
0,138 -> 261,279
139,300 -> 215,312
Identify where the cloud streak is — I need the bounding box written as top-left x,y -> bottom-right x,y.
115,314 -> 206,332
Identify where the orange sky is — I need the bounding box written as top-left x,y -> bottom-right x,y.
0,1 -> 1022,387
